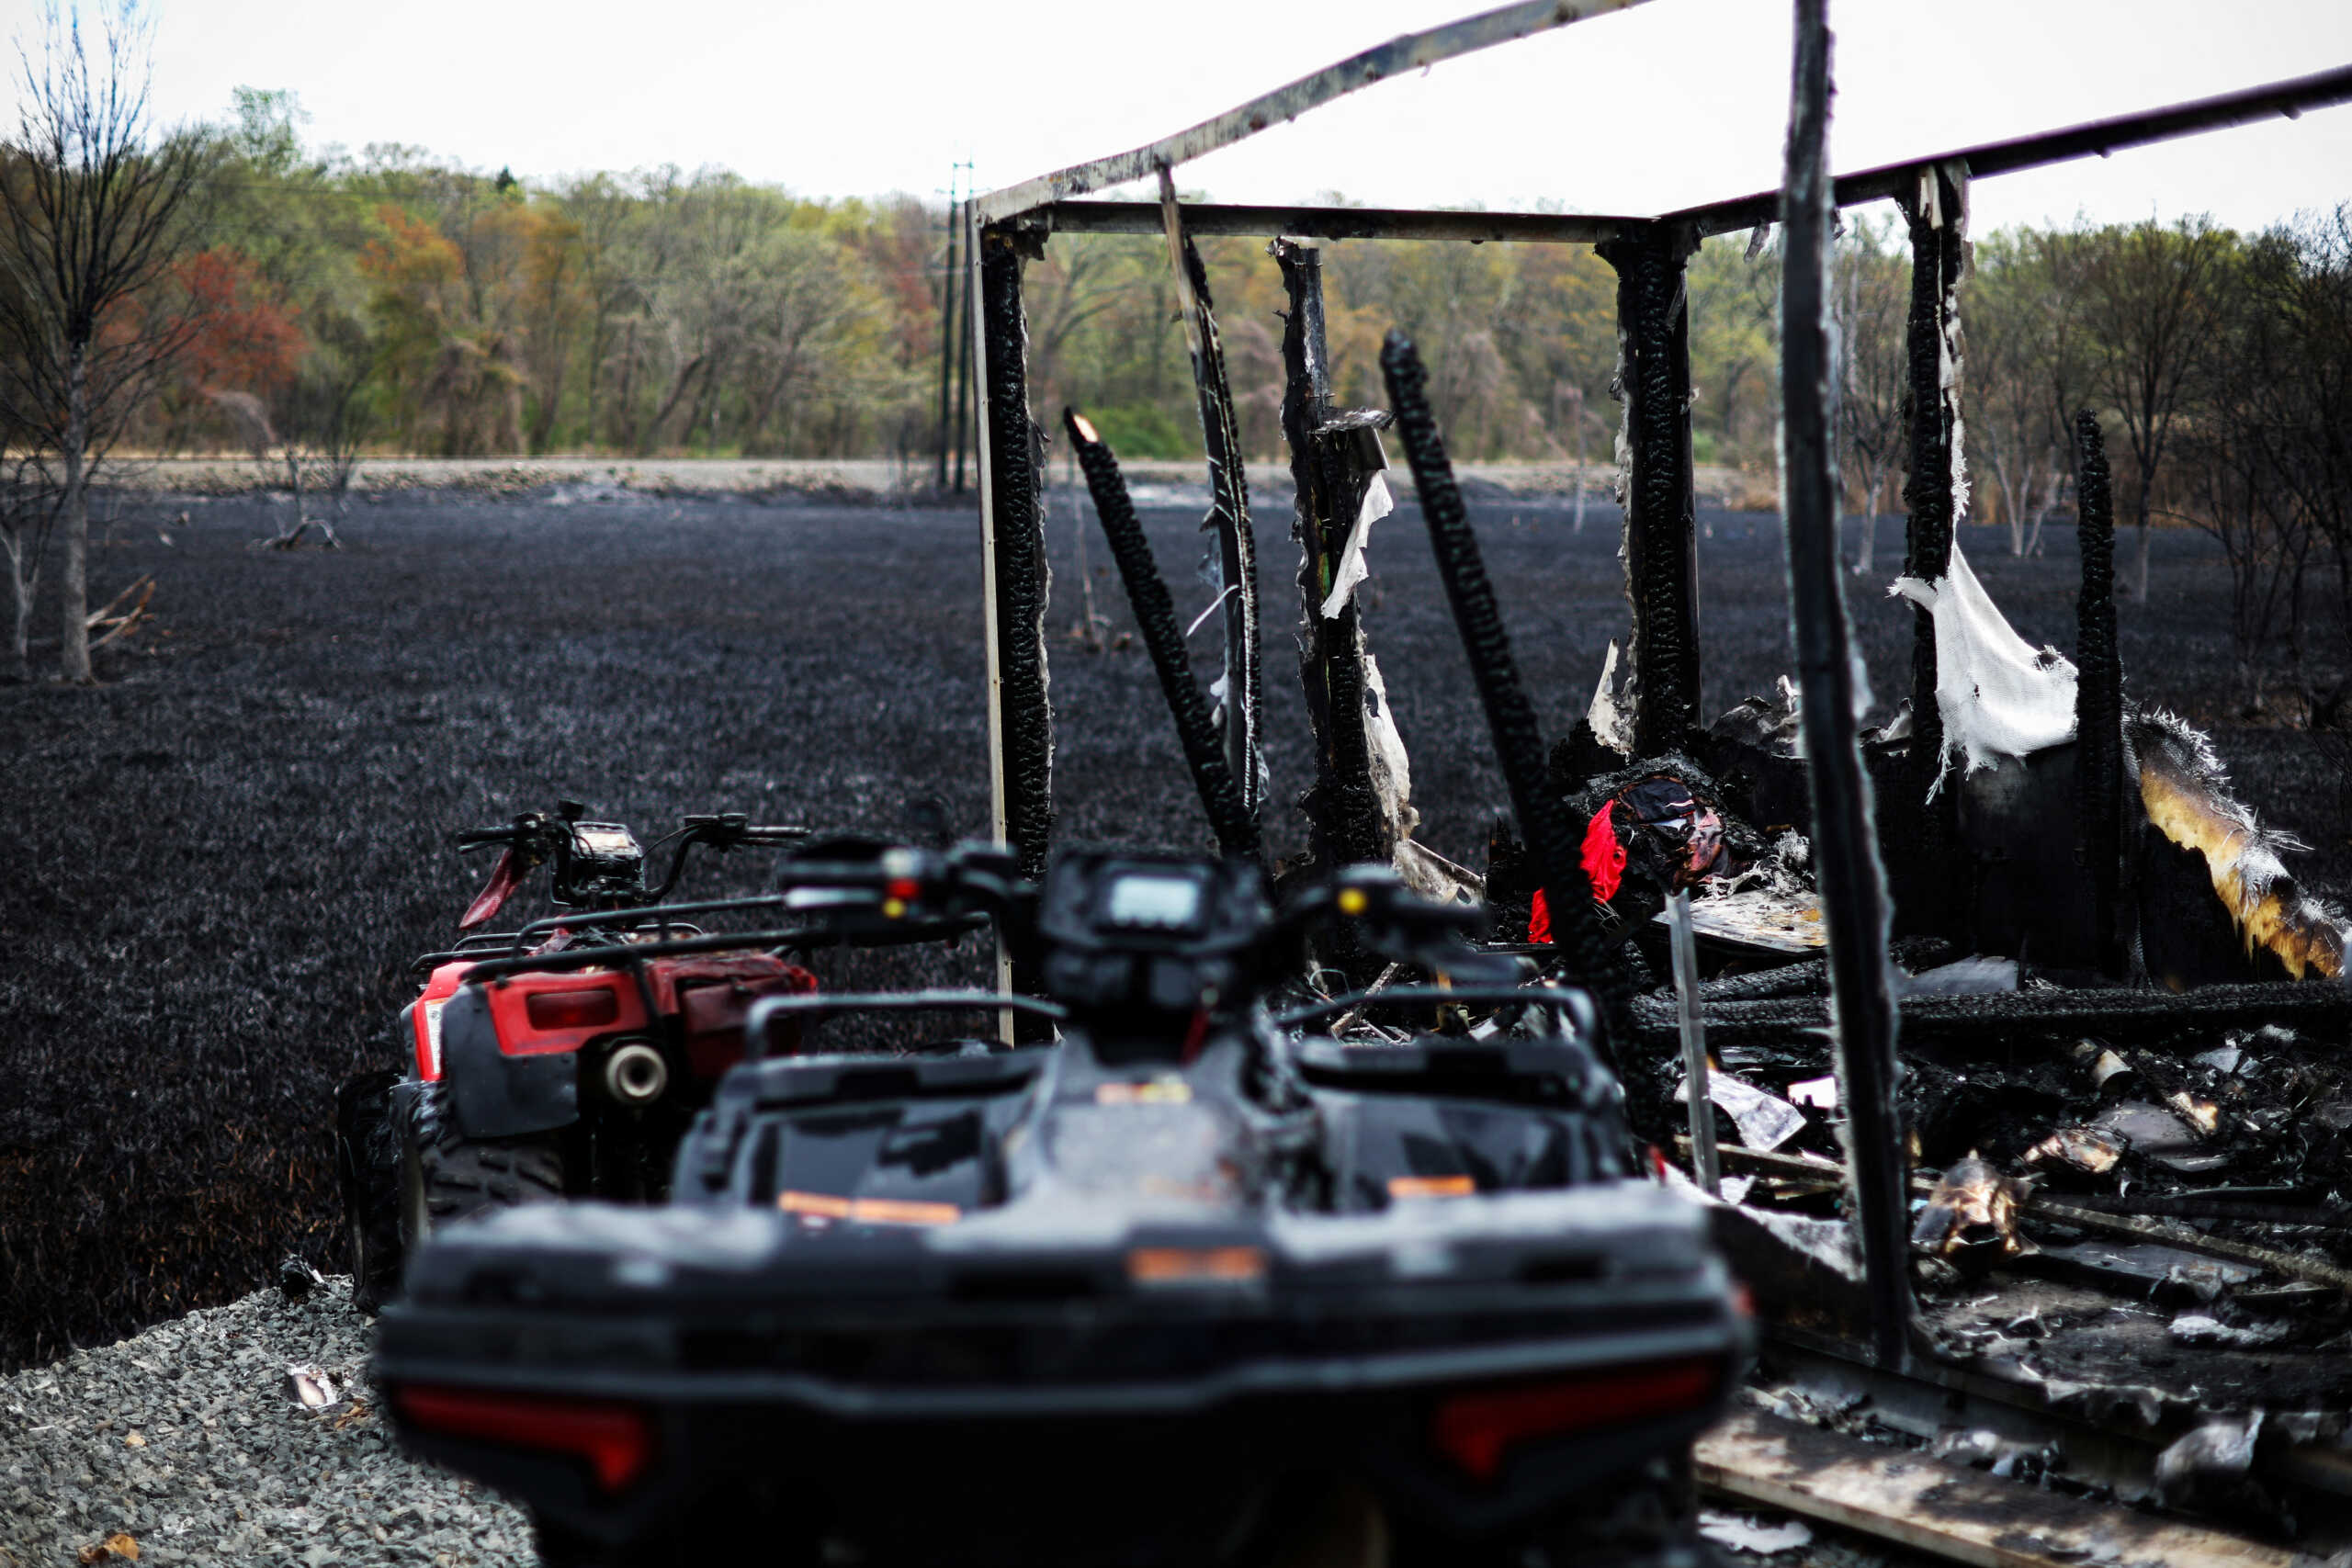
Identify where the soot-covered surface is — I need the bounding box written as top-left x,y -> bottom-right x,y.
1,484 -> 2341,1369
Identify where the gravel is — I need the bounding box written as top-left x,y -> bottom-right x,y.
0,1277 -> 527,1566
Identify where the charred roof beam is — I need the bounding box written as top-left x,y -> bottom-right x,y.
1668,62 -> 2352,238
974,0 -> 1661,226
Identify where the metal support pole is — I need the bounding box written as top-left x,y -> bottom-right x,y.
1597,221 -> 1703,757
974,222 -> 1053,1035
2073,411 -> 2124,976
1668,891 -> 1721,1198
935,197 -> 959,491
1275,239 -> 1388,889
1778,0 -> 1912,1369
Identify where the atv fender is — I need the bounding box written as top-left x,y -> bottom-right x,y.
440,984 -> 578,1139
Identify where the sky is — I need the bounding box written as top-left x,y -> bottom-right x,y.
6,0 -> 2350,232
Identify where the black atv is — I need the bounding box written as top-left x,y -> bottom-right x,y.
375,840 -> 1748,1566
334,805 -> 971,1312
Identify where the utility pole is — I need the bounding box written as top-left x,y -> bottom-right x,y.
952,187 -> 976,494
935,188 -> 959,490
934,162 -> 972,491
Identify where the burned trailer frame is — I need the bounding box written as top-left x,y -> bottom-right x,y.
967,0 -> 2352,1461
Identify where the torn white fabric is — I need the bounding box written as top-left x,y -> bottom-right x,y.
1361,652 -> 1418,847
1890,542 -> 2076,789
1318,471 -> 1393,619
1587,639 -> 1634,753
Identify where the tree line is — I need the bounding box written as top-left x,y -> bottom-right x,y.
2,3 -> 2346,697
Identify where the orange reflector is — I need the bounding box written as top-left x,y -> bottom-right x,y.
1388,1175 -> 1476,1200
1095,1079 -> 1192,1105
392,1383 -> 652,1493
1431,1357 -> 1720,1483
1127,1246 -> 1265,1284
778,1190 -> 959,1226
525,986 -> 621,1031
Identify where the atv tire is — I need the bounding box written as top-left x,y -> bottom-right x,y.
401,1077 -> 567,1252
334,1070 -> 405,1314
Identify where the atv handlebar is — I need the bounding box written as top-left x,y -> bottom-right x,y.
743,989 -> 1068,1059
1270,983 -> 1598,1039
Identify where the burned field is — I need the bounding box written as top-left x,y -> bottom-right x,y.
0,480 -> 2341,1374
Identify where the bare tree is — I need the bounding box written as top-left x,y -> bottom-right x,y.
1834,215 -> 1907,574
1969,231 -> 2071,556
2074,216 -> 2232,604
0,430 -> 62,678
0,0 -> 204,681
272,311 -> 376,542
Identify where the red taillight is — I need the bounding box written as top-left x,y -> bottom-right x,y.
1430,1358 -> 1720,1483
526,987 -> 621,1031
885,876 -> 922,900
393,1383 -> 653,1493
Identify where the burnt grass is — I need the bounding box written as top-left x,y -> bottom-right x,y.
3,481 -> 2346,1370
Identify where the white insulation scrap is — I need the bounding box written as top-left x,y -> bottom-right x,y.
1587,639 -> 1634,753
1362,651 -> 1482,905
1891,543 -> 2075,789
1318,471 -> 1394,619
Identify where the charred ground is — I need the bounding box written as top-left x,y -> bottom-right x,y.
2,483 -> 2344,1370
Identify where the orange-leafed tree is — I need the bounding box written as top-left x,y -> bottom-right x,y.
359,202 -> 523,455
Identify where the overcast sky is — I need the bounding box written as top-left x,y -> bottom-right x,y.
8,0 -> 2349,231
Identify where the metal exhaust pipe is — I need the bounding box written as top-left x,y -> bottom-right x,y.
602,1042 -> 669,1106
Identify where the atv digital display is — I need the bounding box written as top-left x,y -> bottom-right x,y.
571,826 -> 639,859
1102,872 -> 1204,931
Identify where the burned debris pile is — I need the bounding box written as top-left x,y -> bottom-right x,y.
927,12 -> 2352,1557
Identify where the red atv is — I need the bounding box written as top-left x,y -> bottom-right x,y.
334,803 -> 823,1312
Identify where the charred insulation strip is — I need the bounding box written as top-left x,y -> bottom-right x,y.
979,227 -> 1054,885
1778,0 -> 1912,1369
2131,708 -> 2350,981
1065,411 -> 1261,862
1378,330 -> 1635,1084
1160,174 -> 1264,829
1597,221 -> 1704,758
2074,411 -> 2124,975
1276,240 -> 1387,880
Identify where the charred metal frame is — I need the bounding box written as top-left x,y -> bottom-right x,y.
969,0 -> 2352,1360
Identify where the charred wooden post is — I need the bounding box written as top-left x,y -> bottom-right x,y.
1597,220 -> 1703,758
976,223 -> 1054,887
1778,0 -> 1912,1369
1065,410 -> 1261,862
1160,173 -> 1264,831
1380,331 -> 1637,1091
1898,165 -> 1967,750
1275,240 -> 1388,878
2074,411 -> 2124,976
1889,163 -> 1968,940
